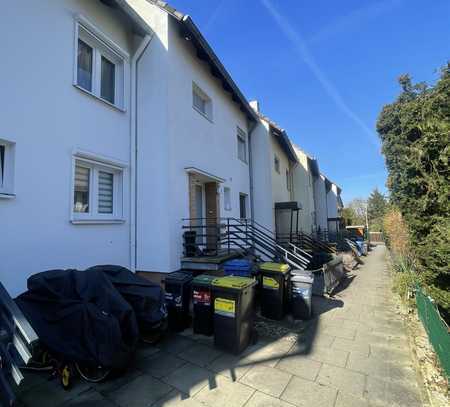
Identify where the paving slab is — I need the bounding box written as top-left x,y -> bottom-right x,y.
207,352 -> 254,381
157,335 -> 197,355
242,339 -> 293,368
331,337 -> 370,357
275,352 -> 322,381
239,364 -> 292,397
162,362 -> 215,396
136,351 -> 187,379
151,389 -> 205,407
365,375 -> 422,407
245,391 -> 296,407
281,376 -> 337,407
66,389 -> 116,407
194,375 -> 254,407
334,392 -> 369,407
178,343 -> 223,367
316,363 -> 366,398
107,374 -> 172,407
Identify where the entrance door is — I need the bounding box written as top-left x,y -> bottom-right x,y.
194,185 -> 204,245
205,182 -> 219,253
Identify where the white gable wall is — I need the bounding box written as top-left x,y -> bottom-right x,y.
1,0 -> 136,296
293,147 -> 315,233
313,175 -> 328,231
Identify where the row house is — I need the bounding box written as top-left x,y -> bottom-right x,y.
1,0 -> 342,296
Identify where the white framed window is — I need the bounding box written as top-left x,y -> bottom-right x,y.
71,153 -> 125,223
74,18 -> 127,110
237,127 -> 247,163
192,83 -> 213,121
224,187 -> 231,211
274,155 -> 280,174
0,139 -> 15,198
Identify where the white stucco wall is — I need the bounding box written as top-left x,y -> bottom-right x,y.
250,120 -> 274,232
271,136 -> 292,205
313,175 -> 328,231
292,146 -> 315,233
1,0 -> 136,296
134,3 -> 252,272
326,183 -> 339,234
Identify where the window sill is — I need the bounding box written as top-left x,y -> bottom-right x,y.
73,84 -> 126,113
192,106 -> 213,123
0,192 -> 16,199
70,218 -> 126,225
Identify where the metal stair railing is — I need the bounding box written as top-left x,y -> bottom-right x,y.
227,218 -> 311,270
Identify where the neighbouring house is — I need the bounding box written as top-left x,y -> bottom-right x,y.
128,0 -> 258,274
249,101 -> 299,241
312,173 -> 328,236
326,180 -> 344,239
292,145 -> 318,234
0,0 -> 258,295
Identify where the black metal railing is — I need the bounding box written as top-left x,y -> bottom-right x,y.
181,217 -> 312,270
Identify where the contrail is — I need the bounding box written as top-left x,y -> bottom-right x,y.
261,0 -> 380,149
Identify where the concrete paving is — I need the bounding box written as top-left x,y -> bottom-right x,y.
12,245 -> 425,407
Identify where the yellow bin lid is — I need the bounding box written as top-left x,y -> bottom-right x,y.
259,262 -> 290,273
212,276 -> 255,290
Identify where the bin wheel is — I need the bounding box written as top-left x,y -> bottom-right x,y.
75,363 -> 111,383
61,365 -> 72,390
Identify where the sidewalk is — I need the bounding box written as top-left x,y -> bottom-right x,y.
14,246 -> 425,407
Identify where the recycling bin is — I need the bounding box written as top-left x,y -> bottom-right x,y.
192,274 -> 216,336
291,270 -> 314,320
164,271 -> 192,332
212,276 -> 257,354
259,262 -> 290,320
223,259 -> 253,277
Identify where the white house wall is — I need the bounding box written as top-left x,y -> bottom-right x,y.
134,3 -> 252,272
292,147 -> 315,233
250,121 -> 274,232
135,4 -> 172,272
1,0 -> 136,296
313,175 -> 328,231
167,17 -> 251,270
270,137 -> 291,205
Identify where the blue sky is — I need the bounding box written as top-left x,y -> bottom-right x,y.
168,0 -> 450,204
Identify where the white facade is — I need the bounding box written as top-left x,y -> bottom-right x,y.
250,108 -> 295,234
313,174 -> 328,232
292,146 -> 316,233
133,1 -> 253,272
326,182 -> 343,235
0,0 -> 148,296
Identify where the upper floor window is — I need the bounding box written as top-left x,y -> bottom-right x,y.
237,127 -> 247,163
224,187 -> 231,211
75,21 -> 126,109
72,154 -> 125,223
192,83 -> 213,121
274,155 -> 280,174
286,169 -> 291,191
0,139 -> 15,197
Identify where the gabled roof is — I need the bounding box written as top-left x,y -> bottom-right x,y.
255,111 -> 297,162
142,1 -> 258,122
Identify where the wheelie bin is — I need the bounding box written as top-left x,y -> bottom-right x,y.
164,271 -> 192,332
259,262 -> 290,320
211,276 -> 257,354
191,274 -> 216,336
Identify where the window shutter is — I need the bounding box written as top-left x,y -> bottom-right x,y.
98,171 -> 114,214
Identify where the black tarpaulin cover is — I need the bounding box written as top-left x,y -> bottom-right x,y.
16,269 -> 139,369
86,265 -> 167,333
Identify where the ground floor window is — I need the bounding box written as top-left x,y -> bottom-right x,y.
239,193 -> 247,219
0,139 -> 15,197
72,154 -> 124,223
